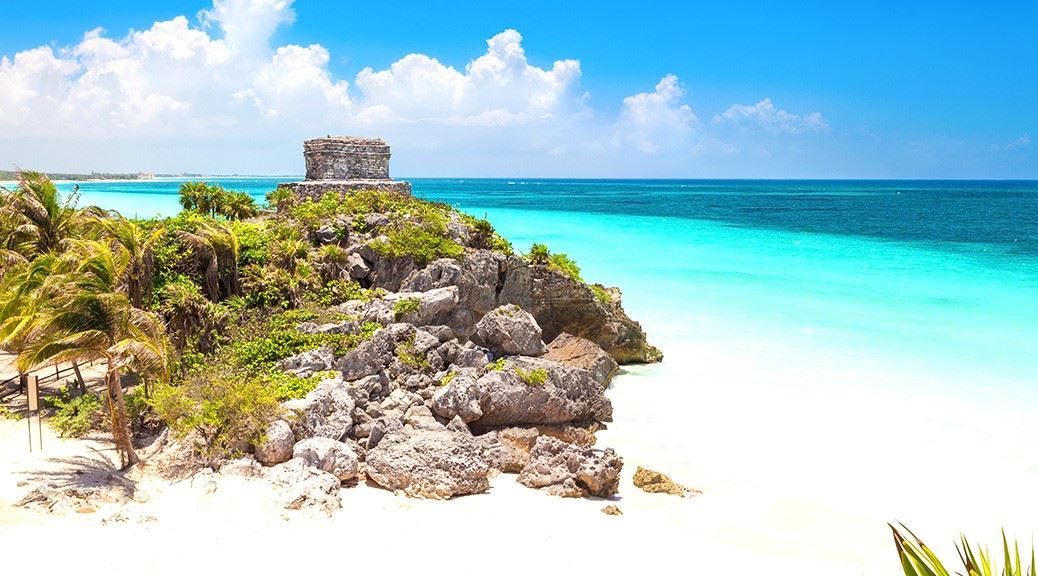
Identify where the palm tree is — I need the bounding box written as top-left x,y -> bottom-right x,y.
0,171 -> 79,257
89,214 -> 164,308
222,191 -> 258,221
157,279 -> 227,355
176,220 -> 241,300
17,241 -> 168,468
178,181 -> 207,214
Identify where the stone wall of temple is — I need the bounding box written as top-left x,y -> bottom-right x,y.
303,137 -> 391,181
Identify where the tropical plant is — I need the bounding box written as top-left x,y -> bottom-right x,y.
317,244 -> 350,282
157,278 -> 228,355
15,241 -> 169,468
176,220 -> 241,301
222,191 -> 259,221
89,213 -> 164,308
179,182 -> 257,221
527,242 -> 550,266
891,523 -> 1036,576
0,171 -> 82,258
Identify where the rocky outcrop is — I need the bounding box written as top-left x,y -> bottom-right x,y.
472,304 -> 547,357
501,262 -> 661,364
544,332 -> 619,386
255,420 -> 295,466
517,436 -> 623,498
431,356 -> 612,427
365,428 -> 490,499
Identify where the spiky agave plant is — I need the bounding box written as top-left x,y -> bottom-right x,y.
891,523 -> 1036,576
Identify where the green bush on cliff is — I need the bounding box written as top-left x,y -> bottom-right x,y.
548,253 -> 582,281
371,222 -> 464,265
591,284 -> 612,305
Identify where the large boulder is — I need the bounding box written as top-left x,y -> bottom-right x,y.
293,437 -> 360,481
365,428 -> 490,499
477,427 -> 540,473
431,356 -> 612,427
282,375 -> 356,441
517,436 -> 623,498
544,333 -> 619,387
472,304 -> 547,357
269,457 -> 341,512
255,420 -> 295,466
383,286 -> 460,325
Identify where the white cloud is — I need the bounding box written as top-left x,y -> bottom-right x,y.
715,98 -> 828,134
0,0 -> 829,175
616,74 -> 698,154
353,29 -> 585,125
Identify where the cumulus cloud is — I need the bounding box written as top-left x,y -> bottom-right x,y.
715,98 -> 828,134
992,134 -> 1031,152
0,0 -> 829,175
616,74 -> 698,154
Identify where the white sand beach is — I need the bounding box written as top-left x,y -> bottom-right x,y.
4,327 -> 1036,575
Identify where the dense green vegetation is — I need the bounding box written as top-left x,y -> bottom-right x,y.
178,182 -> 258,221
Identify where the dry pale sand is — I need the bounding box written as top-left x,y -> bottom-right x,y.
3,333 -> 1037,575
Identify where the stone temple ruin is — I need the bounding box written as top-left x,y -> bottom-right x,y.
279,136 -> 412,199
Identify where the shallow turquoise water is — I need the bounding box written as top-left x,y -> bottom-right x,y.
42,177 -> 1038,401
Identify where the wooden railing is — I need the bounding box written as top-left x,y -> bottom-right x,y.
0,361 -> 93,401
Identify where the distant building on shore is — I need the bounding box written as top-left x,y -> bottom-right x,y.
136,171 -> 155,180
279,136 -> 411,199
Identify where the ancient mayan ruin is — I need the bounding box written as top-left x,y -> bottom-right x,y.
279,136 -> 412,199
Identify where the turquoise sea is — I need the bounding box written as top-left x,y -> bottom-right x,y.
49,177 -> 1038,395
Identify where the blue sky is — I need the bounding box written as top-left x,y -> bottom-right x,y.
0,0 -> 1035,178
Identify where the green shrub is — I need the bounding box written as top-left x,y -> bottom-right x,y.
515,367 -> 548,386
0,405 -> 21,420
314,278 -> 370,306
268,308 -> 318,331
260,370 -> 336,401
266,187 -> 295,210
150,374 -> 281,460
393,297 -> 421,319
371,222 -> 464,265
591,284 -> 612,305
47,388 -> 104,438
232,221 -> 270,266
548,252 -> 582,281
527,243 -> 550,265
486,358 -> 507,372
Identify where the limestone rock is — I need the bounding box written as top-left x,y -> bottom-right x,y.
346,252 -> 370,279
383,286 -> 460,325
313,225 -> 338,245
478,427 -> 540,473
544,333 -> 619,387
255,420 -> 295,466
269,458 -> 341,512
472,304 -> 547,357
276,346 -> 334,378
632,466 -> 698,497
601,505 -> 623,516
432,356 -> 612,427
283,376 -> 355,441
499,262 -> 661,364
220,457 -> 263,477
334,328 -> 395,380
365,428 -> 490,499
517,436 -> 623,498
430,371 -> 483,423
292,437 -> 359,481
